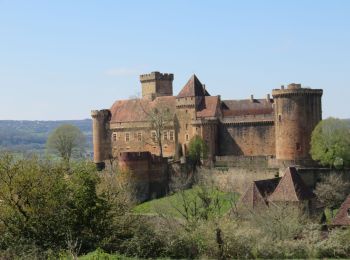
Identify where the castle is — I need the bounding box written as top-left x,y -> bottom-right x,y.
91,71 -> 323,170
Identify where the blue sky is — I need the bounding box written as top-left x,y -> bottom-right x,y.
0,0 -> 349,120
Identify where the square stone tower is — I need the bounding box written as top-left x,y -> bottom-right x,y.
140,71 -> 174,100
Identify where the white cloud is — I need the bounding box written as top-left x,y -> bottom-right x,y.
104,68 -> 140,77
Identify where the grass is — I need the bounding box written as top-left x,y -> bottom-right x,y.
133,186 -> 239,218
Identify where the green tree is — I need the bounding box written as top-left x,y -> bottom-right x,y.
314,174 -> 350,217
188,135 -> 208,170
310,117 -> 350,168
0,153 -> 130,257
46,124 -> 86,163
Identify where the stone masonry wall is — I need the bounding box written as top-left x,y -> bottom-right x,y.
218,123 -> 275,156
110,121 -> 176,158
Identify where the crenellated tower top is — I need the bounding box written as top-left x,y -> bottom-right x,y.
140,71 -> 174,100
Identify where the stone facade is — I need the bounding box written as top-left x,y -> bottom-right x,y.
91,71 -> 323,169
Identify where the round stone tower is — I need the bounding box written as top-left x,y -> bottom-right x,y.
91,109 -> 112,169
272,83 -> 323,162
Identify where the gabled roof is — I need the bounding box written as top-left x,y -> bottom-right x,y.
110,96 -> 176,123
239,178 -> 280,209
332,195 -> 350,226
177,74 -> 208,98
268,167 -> 315,202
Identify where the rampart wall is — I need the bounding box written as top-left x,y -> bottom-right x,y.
218,122 -> 275,156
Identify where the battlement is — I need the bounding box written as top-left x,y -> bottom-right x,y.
140,71 -> 174,99
91,109 -> 111,120
140,71 -> 174,83
272,84 -> 323,98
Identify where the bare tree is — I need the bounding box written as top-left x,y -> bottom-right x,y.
137,99 -> 173,158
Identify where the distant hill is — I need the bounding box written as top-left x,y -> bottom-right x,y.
0,119 -> 93,156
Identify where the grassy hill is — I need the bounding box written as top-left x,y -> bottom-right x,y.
0,119 -> 93,156
133,186 -> 239,218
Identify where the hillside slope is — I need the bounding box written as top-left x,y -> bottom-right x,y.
0,119 -> 93,156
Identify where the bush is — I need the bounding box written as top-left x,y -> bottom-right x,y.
316,228 -> 350,258
0,153 -> 133,257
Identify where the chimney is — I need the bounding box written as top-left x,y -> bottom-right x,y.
250,94 -> 254,102
266,94 -> 271,102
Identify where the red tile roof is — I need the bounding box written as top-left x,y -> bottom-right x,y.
268,167 -> 315,202
239,178 -> 280,209
196,96 -> 220,118
221,99 -> 273,117
177,74 -> 208,98
110,96 -> 176,123
332,195 -> 350,226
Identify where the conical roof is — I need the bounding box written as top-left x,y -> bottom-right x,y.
268,167 -> 315,202
177,74 -> 207,98
332,195 -> 350,226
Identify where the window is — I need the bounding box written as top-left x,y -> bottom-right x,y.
347,208 -> 350,218
112,133 -> 117,142
278,114 -> 282,122
186,134 -> 189,141
186,110 -> 188,113
151,131 -> 157,142
169,130 -> 174,141
296,142 -> 301,151
125,132 -> 130,142
163,131 -> 168,141
137,132 -> 142,141
186,124 -> 188,130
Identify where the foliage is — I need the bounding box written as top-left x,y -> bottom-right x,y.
0,153 -> 131,257
314,174 -> 350,214
310,117 -> 350,168
46,124 -> 86,163
248,203 -> 308,241
316,227 -> 350,258
79,248 -> 135,260
188,135 -> 208,169
3,152 -> 350,259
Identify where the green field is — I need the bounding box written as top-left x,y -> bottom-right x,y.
133,186 -> 239,218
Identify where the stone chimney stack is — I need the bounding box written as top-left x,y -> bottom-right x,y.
266,94 -> 271,102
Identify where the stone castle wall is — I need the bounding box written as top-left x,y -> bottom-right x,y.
110,121 -> 176,158
218,122 -> 275,156
117,152 -> 168,201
